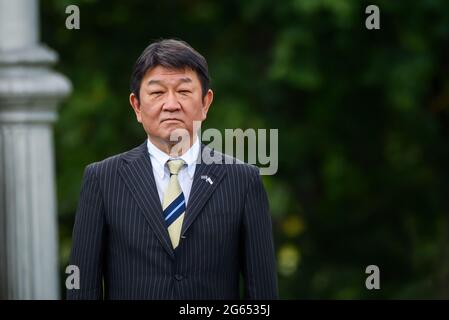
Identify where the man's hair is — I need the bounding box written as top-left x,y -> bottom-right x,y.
130,39 -> 210,101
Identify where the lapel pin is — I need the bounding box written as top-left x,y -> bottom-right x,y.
201,175 -> 214,185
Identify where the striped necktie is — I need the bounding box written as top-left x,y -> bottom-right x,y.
163,159 -> 186,249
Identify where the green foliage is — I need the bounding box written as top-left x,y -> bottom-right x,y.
41,0 -> 449,298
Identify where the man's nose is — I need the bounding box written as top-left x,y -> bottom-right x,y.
162,91 -> 181,111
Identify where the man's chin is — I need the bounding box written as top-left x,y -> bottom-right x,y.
164,127 -> 192,144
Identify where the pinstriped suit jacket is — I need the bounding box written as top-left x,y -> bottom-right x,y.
67,141 -> 278,300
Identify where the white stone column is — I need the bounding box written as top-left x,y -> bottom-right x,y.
0,0 -> 71,299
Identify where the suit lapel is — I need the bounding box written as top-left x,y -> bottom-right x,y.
181,144 -> 227,237
118,141 -> 175,259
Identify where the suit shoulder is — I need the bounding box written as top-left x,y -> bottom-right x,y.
211,149 -> 260,177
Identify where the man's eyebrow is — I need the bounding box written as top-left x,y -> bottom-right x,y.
147,79 -> 162,86
147,77 -> 192,86
178,77 -> 192,84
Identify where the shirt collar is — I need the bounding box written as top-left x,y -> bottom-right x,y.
147,136 -> 200,179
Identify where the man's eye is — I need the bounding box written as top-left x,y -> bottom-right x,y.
178,90 -> 190,95
151,91 -> 164,96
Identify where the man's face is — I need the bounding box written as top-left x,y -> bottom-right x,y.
130,65 -> 213,147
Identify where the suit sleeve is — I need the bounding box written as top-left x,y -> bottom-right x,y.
66,164 -> 106,300
241,167 -> 279,299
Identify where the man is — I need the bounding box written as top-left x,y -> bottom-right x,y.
67,39 -> 278,299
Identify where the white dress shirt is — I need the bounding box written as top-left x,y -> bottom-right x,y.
147,137 -> 200,206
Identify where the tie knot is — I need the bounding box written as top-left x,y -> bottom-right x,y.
167,159 -> 185,175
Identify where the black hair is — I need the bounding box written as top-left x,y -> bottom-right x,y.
130,39 -> 210,101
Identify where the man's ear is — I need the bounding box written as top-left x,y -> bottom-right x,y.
201,89 -> 214,120
129,93 -> 142,123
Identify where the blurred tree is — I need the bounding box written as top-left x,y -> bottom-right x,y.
41,0 -> 449,298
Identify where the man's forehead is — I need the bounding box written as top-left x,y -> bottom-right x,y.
144,66 -> 198,84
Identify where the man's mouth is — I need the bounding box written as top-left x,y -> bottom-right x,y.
161,118 -> 182,123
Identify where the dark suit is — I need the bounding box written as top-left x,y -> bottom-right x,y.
67,141 -> 278,299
